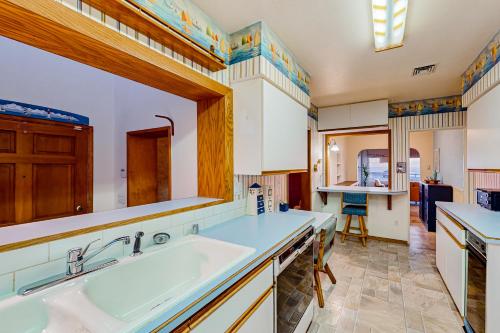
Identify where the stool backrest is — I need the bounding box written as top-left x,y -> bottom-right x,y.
342,192 -> 367,205
317,218 -> 337,268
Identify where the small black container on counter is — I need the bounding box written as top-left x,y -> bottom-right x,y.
477,188 -> 500,211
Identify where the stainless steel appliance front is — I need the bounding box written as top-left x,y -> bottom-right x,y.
274,227 -> 314,333
465,231 -> 486,333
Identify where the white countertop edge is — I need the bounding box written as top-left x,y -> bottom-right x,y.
317,186 -> 407,195
0,197 -> 221,247
436,201 -> 500,243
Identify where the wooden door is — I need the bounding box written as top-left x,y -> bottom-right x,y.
0,115 -> 93,226
127,127 -> 171,207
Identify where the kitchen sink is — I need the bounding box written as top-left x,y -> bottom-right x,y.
0,298 -> 48,333
82,235 -> 255,322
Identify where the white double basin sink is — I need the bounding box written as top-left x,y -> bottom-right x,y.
0,235 -> 255,333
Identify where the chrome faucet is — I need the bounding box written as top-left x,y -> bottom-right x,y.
131,231 -> 144,256
19,236 -> 131,296
67,236 -> 130,276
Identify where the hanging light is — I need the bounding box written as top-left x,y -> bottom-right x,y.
330,140 -> 340,152
371,0 -> 408,52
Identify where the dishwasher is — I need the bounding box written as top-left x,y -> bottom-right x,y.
273,226 -> 314,333
465,231 -> 486,333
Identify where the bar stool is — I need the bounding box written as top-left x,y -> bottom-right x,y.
340,192 -> 368,247
314,218 -> 337,308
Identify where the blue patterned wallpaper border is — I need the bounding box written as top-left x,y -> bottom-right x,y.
229,22 -> 311,96
461,30 -> 500,94
389,95 -> 465,118
0,99 -> 89,125
129,0 -> 230,63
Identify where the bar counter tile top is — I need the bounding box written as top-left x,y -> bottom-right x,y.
317,185 -> 407,195
436,202 -> 500,243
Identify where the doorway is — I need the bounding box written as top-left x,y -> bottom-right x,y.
127,126 -> 172,207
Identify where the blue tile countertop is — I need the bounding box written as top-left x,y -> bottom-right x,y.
436,202 -> 500,243
138,211 -> 315,332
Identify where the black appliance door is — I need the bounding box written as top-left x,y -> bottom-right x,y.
276,242 -> 314,333
465,244 -> 486,333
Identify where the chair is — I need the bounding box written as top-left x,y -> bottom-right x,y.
341,192 -> 368,247
314,218 -> 337,308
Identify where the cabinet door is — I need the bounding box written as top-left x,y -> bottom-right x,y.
467,85 -> 500,169
237,290 -> 274,333
262,80 -> 307,172
436,221 -> 446,278
445,234 -> 466,316
318,104 -> 350,131
349,100 -> 388,128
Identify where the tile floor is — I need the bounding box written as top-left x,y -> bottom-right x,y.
308,207 -> 464,333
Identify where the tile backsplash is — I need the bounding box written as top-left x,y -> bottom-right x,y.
0,199 -> 246,299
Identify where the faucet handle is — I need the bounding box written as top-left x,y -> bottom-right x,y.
81,239 -> 101,257
67,247 -> 83,263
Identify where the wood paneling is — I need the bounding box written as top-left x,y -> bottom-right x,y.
0,130 -> 16,153
0,0 -> 230,101
32,164 -> 75,220
83,0 -> 226,71
33,133 -> 75,155
0,164 -> 15,224
197,92 -> 234,201
0,115 -> 92,226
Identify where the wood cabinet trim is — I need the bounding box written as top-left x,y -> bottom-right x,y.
437,220 -> 465,250
82,0 -> 226,71
261,169 -> 307,176
437,208 -> 465,231
187,260 -> 272,330
225,287 -> 273,332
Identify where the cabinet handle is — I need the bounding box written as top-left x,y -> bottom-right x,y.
437,220 -> 465,250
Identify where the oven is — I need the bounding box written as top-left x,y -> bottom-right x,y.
274,226 -> 314,333
465,231 -> 486,333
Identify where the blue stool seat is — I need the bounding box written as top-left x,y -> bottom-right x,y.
342,205 -> 367,216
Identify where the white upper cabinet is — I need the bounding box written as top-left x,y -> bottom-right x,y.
467,85 -> 500,170
233,78 -> 308,175
318,99 -> 388,131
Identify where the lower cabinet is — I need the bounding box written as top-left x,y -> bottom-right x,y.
179,260 -> 274,333
436,209 -> 466,316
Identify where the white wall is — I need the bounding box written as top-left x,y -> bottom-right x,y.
0,37 -> 197,211
433,129 -> 465,190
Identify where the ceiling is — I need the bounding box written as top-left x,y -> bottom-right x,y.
191,0 -> 500,106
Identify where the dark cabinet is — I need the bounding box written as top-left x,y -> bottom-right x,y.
419,182 -> 453,232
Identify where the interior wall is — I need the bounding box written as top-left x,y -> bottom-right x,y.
0,37 -> 198,211
409,131 -> 434,180
434,129 -> 465,202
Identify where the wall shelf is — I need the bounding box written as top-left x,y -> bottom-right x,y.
84,0 -> 227,72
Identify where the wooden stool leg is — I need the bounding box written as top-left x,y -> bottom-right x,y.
324,263 -> 336,284
314,269 -> 325,308
341,215 -> 352,243
359,216 -> 367,247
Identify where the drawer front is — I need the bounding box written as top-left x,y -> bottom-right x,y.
233,288 -> 274,333
437,208 -> 465,245
190,262 -> 273,333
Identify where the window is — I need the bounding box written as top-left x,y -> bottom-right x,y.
357,149 -> 389,186
409,148 -> 421,181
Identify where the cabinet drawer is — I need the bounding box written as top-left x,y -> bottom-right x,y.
437,208 -> 465,245
190,261 -> 273,333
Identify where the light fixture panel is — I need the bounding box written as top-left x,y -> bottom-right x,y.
371,0 -> 408,51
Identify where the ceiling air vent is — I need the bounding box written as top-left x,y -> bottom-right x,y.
412,64 -> 437,76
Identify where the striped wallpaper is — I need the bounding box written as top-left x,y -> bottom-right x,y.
229,56 -> 311,108
57,0 -> 230,85
462,61 -> 500,107
389,111 -> 467,191
467,171 -> 500,204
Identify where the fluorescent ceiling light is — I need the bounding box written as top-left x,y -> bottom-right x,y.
371,0 -> 408,51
